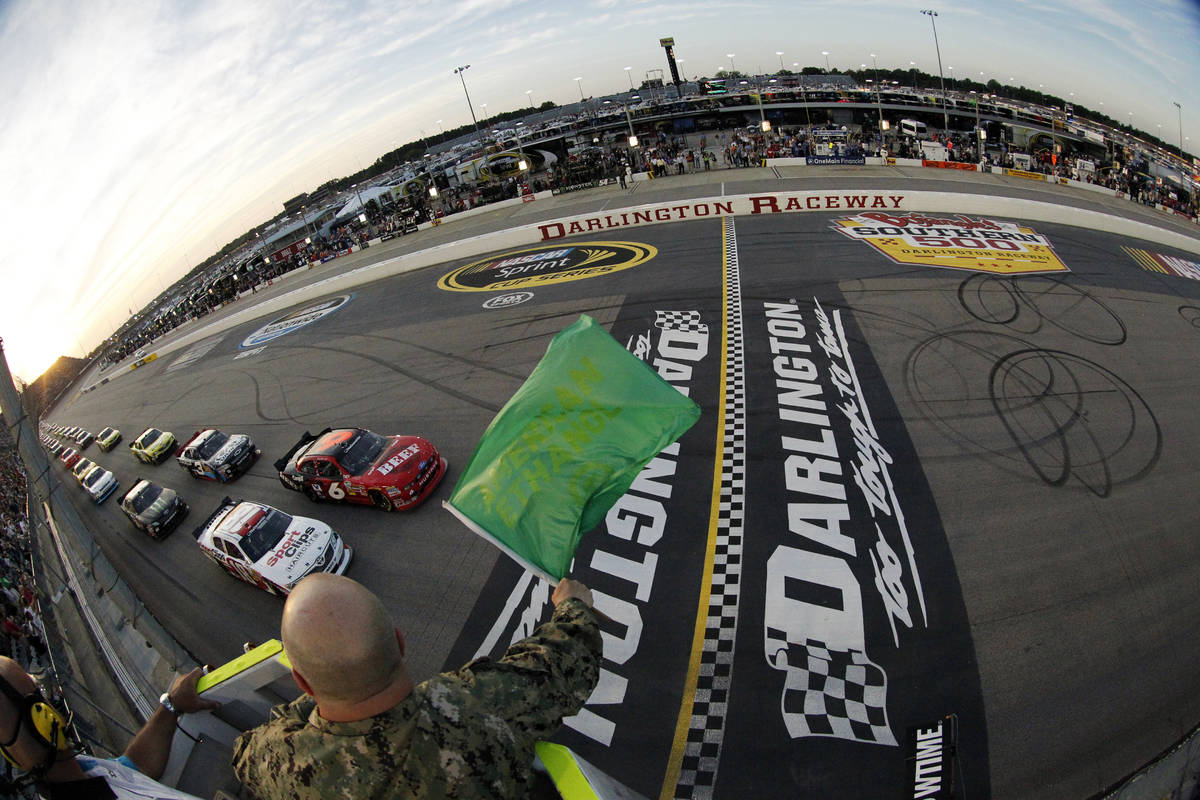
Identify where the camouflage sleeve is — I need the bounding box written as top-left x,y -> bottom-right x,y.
231,694 -> 316,795
459,597 -> 602,742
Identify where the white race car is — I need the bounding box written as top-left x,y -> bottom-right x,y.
192,498 -> 351,595
176,429 -> 260,482
80,465 -> 119,504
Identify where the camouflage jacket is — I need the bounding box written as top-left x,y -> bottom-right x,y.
232,597 -> 601,799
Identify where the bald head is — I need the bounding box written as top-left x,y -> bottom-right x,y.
282,575 -> 404,705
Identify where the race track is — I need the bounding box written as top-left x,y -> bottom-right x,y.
46,172 -> 1200,799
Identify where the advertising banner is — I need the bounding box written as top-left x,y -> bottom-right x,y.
922,160 -> 978,171
1004,168 -> 1045,181
808,155 -> 867,166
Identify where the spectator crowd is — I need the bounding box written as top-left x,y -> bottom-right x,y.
0,453 -> 49,678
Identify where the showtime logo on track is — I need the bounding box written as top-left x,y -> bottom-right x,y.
833,212 -> 1069,275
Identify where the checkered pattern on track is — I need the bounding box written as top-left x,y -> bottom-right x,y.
656,309 -> 708,334
775,639 -> 896,745
674,217 -> 747,799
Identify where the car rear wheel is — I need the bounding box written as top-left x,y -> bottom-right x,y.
370,491 -> 394,511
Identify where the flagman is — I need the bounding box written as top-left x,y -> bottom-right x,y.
232,573 -> 602,799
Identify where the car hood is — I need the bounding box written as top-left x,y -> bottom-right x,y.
367,436 -> 429,481
134,489 -> 179,523
210,434 -> 251,465
252,521 -> 337,586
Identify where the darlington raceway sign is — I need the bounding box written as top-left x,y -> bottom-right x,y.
536,194 -> 908,240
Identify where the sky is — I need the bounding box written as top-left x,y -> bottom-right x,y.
1,0 -> 1198,384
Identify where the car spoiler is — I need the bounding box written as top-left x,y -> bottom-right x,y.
192,496 -> 237,540
272,428 -> 332,473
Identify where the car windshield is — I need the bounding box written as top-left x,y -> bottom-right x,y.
129,483 -> 163,513
240,509 -> 293,563
141,428 -> 162,446
340,432 -> 386,474
83,469 -> 104,487
99,427 -> 113,439
196,432 -> 228,458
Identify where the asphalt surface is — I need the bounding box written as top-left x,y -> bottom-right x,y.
45,168 -> 1200,799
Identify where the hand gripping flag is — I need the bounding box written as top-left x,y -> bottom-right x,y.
444,314 -> 701,582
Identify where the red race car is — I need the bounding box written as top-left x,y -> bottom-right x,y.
274,427 -> 446,511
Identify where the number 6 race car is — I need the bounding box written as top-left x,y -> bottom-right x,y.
273,427 -> 446,511
193,497 -> 352,595
176,429 -> 261,482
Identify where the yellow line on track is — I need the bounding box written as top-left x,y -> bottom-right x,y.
658,217 -> 731,800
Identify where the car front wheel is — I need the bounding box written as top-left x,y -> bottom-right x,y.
370,491 -> 394,511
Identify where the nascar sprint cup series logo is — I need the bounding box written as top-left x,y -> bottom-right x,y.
240,295 -> 353,348
438,242 -> 657,292
833,212 -> 1069,275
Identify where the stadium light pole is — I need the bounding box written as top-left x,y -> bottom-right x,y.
920,9 -> 950,133
971,90 -> 984,161
453,65 -> 483,150
870,54 -> 884,142
793,61 -> 812,128
776,51 -> 785,72
624,66 -> 634,90
727,53 -> 736,73
822,51 -> 830,72
1175,102 -> 1184,156
525,89 -> 534,109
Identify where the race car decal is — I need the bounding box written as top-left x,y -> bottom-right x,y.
266,527 -> 318,567
377,445 -> 420,476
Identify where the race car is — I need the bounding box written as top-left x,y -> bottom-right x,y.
120,479 -> 188,539
79,465 -> 119,504
71,458 -> 95,483
129,427 -> 177,464
176,429 -> 260,482
59,448 -> 81,469
274,427 -> 446,511
96,427 -> 122,452
192,497 -> 352,595
75,430 -> 95,450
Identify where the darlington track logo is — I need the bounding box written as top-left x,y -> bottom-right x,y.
833,212 -> 1069,275
240,295 -> 353,348
437,242 -> 657,292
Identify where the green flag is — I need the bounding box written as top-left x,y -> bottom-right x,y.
444,314 -> 701,581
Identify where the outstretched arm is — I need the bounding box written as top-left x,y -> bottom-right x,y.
123,667 -> 219,779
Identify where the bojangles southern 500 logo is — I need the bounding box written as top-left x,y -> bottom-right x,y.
833,212 -> 1069,275
438,242 -> 657,291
